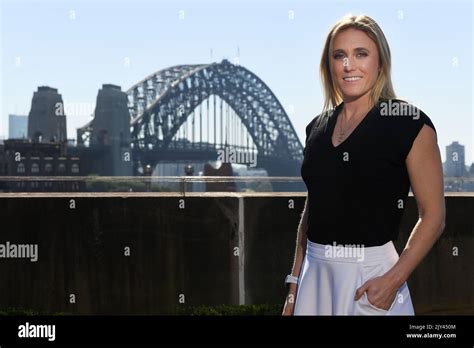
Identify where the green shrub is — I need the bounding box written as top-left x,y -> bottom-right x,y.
0,307 -> 70,316
0,304 -> 283,316
175,303 -> 282,316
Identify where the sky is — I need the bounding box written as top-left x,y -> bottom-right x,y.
0,0 -> 473,164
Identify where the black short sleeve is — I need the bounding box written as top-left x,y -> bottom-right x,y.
399,107 -> 437,159
303,115 -> 320,156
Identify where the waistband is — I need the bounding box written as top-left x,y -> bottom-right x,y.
306,238 -> 398,264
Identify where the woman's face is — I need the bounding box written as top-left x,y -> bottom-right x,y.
330,28 -> 380,103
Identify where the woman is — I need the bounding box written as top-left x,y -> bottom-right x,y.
282,14 -> 445,315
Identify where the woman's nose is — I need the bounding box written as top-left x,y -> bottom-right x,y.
343,57 -> 354,70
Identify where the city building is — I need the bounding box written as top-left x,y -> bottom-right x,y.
445,141 -> 466,177
1,139 -> 83,192
8,114 -> 28,139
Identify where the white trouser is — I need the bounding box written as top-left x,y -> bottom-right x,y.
293,239 -> 415,315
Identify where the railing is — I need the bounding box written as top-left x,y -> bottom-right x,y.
0,176 -> 307,193
1,175 -> 473,193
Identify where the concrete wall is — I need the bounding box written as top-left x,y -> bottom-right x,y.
0,192 -> 472,314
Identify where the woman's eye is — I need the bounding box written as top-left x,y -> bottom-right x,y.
333,54 -> 344,59
357,52 -> 368,57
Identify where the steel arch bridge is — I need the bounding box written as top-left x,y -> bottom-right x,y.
79,59 -> 304,176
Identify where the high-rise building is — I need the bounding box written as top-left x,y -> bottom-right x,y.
445,141 -> 466,177
8,114 -> 28,139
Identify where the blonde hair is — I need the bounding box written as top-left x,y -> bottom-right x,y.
320,14 -> 397,112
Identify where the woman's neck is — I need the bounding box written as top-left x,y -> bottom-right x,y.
342,94 -> 373,121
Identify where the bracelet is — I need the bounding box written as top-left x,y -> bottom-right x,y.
285,274 -> 299,285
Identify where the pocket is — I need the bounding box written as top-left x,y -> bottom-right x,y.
356,262 -> 399,315
363,291 -> 397,313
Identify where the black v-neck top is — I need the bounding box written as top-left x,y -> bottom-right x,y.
301,99 -> 436,247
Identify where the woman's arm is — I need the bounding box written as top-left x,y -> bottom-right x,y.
282,196 -> 309,315
355,124 -> 446,309
385,124 -> 446,287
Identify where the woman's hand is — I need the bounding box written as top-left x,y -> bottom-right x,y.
282,285 -> 297,315
354,274 -> 399,310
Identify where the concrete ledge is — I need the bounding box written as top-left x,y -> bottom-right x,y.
0,193 -> 471,315
0,192 -> 472,198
